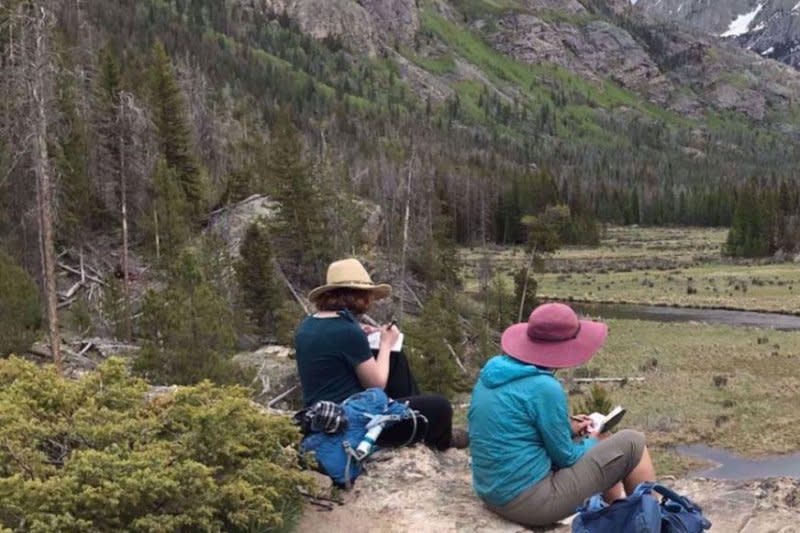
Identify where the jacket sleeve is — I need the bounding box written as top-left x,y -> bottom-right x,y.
529,378 -> 597,469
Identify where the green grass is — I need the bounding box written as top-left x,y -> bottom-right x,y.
573,319 -> 800,464
406,50 -> 457,75
538,263 -> 800,314
461,226 -> 800,313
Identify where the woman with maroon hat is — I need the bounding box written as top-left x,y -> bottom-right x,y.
468,303 -> 656,527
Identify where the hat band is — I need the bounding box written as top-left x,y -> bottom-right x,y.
529,323 -> 581,342
328,280 -> 380,288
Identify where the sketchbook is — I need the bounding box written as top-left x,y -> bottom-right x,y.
367,331 -> 405,352
587,405 -> 626,434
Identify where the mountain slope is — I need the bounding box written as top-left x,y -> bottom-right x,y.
5,0 -> 800,274
636,0 -> 800,68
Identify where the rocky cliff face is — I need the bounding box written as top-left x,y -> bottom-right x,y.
636,0 -> 800,68
485,2 -> 800,121
297,446 -> 800,532
239,0 -> 419,54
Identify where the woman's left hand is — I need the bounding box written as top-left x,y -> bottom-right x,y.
570,415 -> 592,437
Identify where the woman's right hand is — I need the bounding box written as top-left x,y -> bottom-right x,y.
379,323 -> 400,349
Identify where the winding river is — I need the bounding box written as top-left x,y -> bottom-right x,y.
676,445 -> 800,480
570,302 -> 800,331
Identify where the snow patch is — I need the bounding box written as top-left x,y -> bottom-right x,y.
720,4 -> 764,38
793,2 -> 800,12
761,46 -> 775,55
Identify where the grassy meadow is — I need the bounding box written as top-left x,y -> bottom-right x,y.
459,226 -> 800,475
573,319 -> 800,474
462,226 -> 800,313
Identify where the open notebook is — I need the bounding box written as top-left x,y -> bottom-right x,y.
367,331 -> 404,352
587,406 -> 626,434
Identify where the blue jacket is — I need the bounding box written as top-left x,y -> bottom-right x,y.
468,355 -> 597,506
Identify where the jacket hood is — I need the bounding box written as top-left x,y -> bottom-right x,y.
478,355 -> 550,388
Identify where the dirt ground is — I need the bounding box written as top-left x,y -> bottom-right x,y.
295,447 -> 800,533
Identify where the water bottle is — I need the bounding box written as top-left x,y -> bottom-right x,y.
355,423 -> 385,459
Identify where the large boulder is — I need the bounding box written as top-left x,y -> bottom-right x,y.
206,194 -> 385,257
206,195 -> 280,258
233,344 -> 299,407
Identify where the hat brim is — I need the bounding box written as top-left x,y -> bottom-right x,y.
307,283 -> 392,302
500,319 -> 608,368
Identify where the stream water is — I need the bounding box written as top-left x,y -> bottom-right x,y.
569,302 -> 800,479
676,444 -> 800,480
571,302 -> 800,331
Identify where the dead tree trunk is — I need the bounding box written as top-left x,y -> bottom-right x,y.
30,5 -> 61,371
118,98 -> 132,340
517,244 -> 538,323
398,145 -> 414,325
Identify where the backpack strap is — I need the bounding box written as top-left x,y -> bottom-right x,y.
651,484 -> 701,513
632,481 -> 656,498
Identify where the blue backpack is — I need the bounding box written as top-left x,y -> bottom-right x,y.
299,388 -> 422,487
572,482 -> 712,533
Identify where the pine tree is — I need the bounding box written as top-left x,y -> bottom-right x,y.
149,159 -> 190,256
149,42 -> 205,217
135,248 -> 241,385
236,220 -> 283,331
93,47 -> 121,211
0,251 -> 41,356
56,64 -> 97,242
267,111 -> 329,282
726,181 -> 770,258
406,290 -> 465,399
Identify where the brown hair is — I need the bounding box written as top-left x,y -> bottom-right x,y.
313,288 -> 372,315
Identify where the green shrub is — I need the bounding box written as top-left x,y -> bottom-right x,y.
135,249 -> 243,385
406,290 -> 468,399
236,220 -> 283,331
0,357 -> 313,532
0,251 -> 41,356
573,384 -> 613,416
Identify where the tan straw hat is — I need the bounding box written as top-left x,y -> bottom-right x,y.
307,258 -> 392,302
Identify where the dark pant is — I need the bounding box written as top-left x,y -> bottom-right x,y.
381,349 -> 420,399
377,394 -> 453,450
373,349 -> 452,450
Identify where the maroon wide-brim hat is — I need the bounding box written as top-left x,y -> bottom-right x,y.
501,302 -> 608,368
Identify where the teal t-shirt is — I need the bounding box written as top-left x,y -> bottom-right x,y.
294,312 -> 372,406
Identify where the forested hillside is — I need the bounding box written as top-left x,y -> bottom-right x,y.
4,0 -> 800,362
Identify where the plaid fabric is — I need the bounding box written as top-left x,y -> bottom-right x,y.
294,401 -> 348,435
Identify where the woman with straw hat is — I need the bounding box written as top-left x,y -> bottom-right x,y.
468,303 -> 656,527
295,258 -> 467,450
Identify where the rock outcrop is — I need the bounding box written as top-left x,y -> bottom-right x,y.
233,344 -> 298,405
489,15 -> 673,103
206,195 -> 280,258
636,0 -> 800,69
297,446 -> 800,532
240,0 -> 418,54
206,194 -> 384,257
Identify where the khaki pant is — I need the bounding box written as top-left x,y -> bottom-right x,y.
486,429 -> 646,527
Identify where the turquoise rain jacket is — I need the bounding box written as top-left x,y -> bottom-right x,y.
468,355 -> 597,506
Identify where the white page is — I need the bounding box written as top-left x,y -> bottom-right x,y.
367,331 -> 404,352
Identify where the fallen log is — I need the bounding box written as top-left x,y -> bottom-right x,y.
57,262 -> 106,286
572,377 -> 645,384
